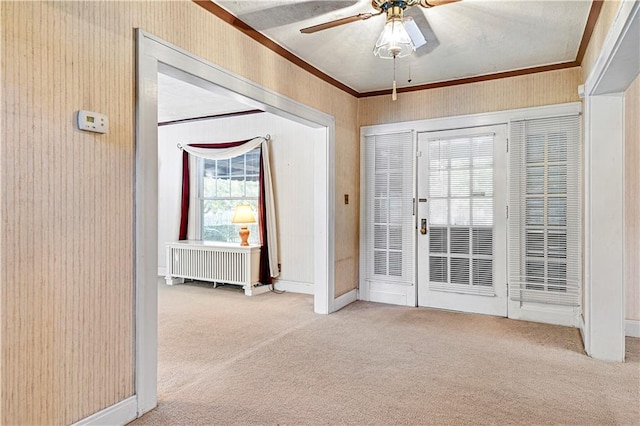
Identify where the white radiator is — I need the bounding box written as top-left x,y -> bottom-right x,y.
165,241 -> 265,296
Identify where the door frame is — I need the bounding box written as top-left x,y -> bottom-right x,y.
136,30 -> 336,416
360,102 -> 582,319
582,1 -> 639,362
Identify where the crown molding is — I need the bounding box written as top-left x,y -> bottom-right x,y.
194,0 -> 603,99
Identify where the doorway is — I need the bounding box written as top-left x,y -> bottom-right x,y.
416,125 -> 508,316
136,30 -> 336,416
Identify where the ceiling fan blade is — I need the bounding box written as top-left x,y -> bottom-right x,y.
405,8 -> 440,56
219,1 -> 359,31
420,0 -> 461,7
404,18 -> 427,49
300,11 -> 382,34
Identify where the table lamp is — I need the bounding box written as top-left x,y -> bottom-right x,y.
232,204 -> 256,246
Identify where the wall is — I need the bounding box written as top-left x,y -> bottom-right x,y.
358,67 -> 582,126
625,74 -> 640,321
0,1 -> 358,424
158,112 -> 318,289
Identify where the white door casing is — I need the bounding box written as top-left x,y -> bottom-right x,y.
416,126 -> 508,316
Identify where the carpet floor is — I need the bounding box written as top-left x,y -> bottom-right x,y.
131,281 -> 640,425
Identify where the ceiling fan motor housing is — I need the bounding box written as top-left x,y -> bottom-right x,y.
372,0 -> 422,11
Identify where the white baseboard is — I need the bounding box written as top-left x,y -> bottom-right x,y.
508,302 -> 581,328
333,289 -> 357,311
274,279 -> 314,295
626,319 -> 640,338
579,315 -> 587,347
72,395 -> 137,426
158,267 -> 166,277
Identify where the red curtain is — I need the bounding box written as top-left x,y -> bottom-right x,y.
179,139 -> 272,284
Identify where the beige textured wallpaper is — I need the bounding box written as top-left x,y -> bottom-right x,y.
625,75 -> 639,321
358,67 -> 582,127
1,1 -> 358,424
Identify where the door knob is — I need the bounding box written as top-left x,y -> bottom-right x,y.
420,218 -> 428,235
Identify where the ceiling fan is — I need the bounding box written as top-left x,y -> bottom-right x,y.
300,0 -> 460,58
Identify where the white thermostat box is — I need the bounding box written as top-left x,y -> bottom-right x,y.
77,110 -> 109,134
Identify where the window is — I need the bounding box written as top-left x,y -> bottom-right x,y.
427,134 -> 495,295
199,148 -> 260,244
509,115 -> 581,306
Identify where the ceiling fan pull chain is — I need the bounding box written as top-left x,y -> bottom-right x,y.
392,56 -> 398,101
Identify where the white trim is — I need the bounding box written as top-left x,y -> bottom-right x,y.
579,315 -> 586,346
584,94 -> 625,362
581,1 -> 638,362
157,267 -> 166,277
71,396 -> 137,426
333,289 -> 358,311
274,280 -> 314,295
585,1 -> 640,96
136,29 -> 336,418
135,31 -> 159,416
626,320 -> 640,338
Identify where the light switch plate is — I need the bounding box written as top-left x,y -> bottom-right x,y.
77,110 -> 109,134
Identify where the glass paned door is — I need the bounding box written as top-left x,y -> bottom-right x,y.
417,126 -> 508,316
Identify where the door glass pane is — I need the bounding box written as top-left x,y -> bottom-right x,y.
473,258 -> 493,287
472,137 -> 493,167
429,256 -> 447,283
548,197 -> 567,226
472,198 -> 493,226
374,199 -> 388,223
526,135 -> 544,163
429,199 -> 448,225
450,228 -> 469,255
548,165 -> 567,194
472,228 -> 493,256
450,258 -> 470,285
526,198 -> 544,225
472,168 -> 493,196
450,169 -> 470,197
429,227 -> 447,253
548,133 -> 567,162
449,139 -> 471,168
374,250 -> 387,275
429,171 -> 448,197
526,230 -> 545,257
526,166 -> 544,194
450,199 -> 470,226
388,225 -> 402,251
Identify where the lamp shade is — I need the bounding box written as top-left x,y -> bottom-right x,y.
232,204 -> 256,224
373,16 -> 416,59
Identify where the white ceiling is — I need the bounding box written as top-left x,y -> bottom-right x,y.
215,0 -> 593,93
157,72 -> 255,122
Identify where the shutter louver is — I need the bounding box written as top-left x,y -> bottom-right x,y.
364,132 -> 414,286
509,115 -> 581,306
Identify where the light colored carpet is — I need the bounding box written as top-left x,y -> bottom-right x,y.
132,281 -> 640,425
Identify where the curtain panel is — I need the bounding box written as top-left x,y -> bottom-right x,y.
178,136 -> 279,284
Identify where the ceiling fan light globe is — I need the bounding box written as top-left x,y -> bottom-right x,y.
373,17 -> 416,59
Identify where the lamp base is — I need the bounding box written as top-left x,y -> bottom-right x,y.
239,226 -> 250,246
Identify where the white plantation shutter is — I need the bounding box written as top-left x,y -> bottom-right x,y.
364,132 -> 414,285
509,115 -> 581,306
